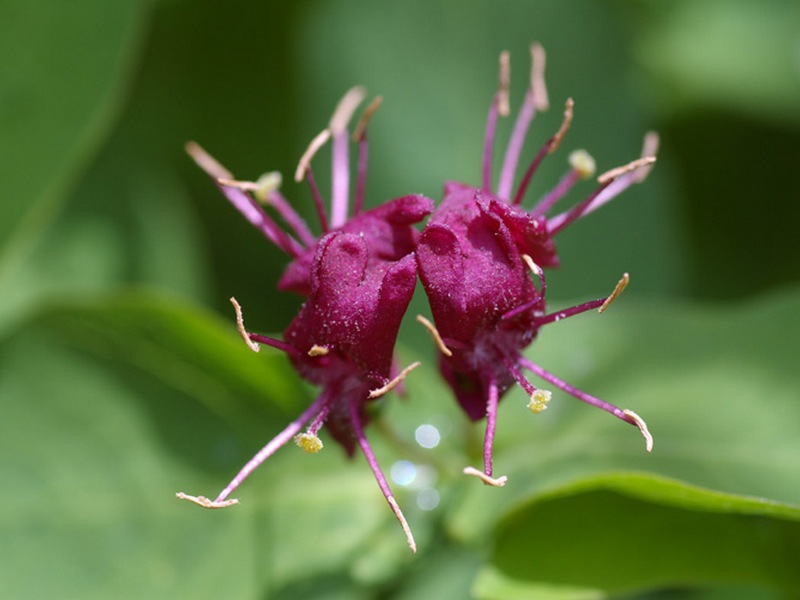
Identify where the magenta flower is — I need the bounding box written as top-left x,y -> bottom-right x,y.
178,88 -> 433,552
416,44 -> 656,486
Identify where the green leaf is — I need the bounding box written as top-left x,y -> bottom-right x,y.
0,0 -> 151,333
0,0 -> 148,264
635,0 -> 800,124
482,473 -> 800,597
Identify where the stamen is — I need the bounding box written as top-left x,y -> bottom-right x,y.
304,168 -> 330,233
530,42 -> 549,111
633,131 -> 660,183
231,297 -> 260,353
548,97 -> 573,155
352,96 -> 383,215
482,51 -> 510,191
179,390 -> 334,507
497,45 -> 549,200
463,466 -> 507,487
598,273 -> 629,313
503,357 -> 549,413
520,357 -> 653,453
352,96 -> 383,142
308,344 -> 330,357
294,432 -> 324,453
563,133 -> 659,224
528,389 -> 551,413
369,361 -> 421,399
217,172 -> 282,203
416,315 -> 453,357
294,129 -> 332,183
329,87 -> 366,228
623,409 -> 654,452
175,492 -> 239,509
482,377 -> 504,481
329,86 -> 367,135
512,98 -> 574,206
349,393 -> 416,552
598,156 -> 656,185
185,141 -> 233,180
570,149 -> 596,179
229,297 -> 300,356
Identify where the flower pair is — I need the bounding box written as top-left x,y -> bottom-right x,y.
178,45 -> 656,553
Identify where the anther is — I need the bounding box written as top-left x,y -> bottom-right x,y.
295,129 -> 332,182
308,345 -> 330,357
527,389 -> 552,413
176,492 -> 239,509
549,98 -> 573,154
329,86 -> 367,135
352,96 -> 383,142
463,466 -> 508,487
521,254 -> 543,278
530,42 -> 549,111
230,297 -> 260,353
185,141 -> 233,180
598,156 -> 656,185
568,149 -> 596,179
623,409 -> 653,452
217,171 -> 283,204
498,50 -> 511,117
294,432 -> 324,453
416,315 -> 453,357
369,361 -> 421,399
598,273 -> 629,313
633,131 -> 660,183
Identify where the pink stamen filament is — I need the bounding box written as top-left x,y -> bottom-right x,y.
503,358 -> 539,398
534,297 -> 606,327
247,333 -> 303,358
482,93 -> 503,192
330,128 -> 350,228
511,143 -> 551,206
306,396 -> 335,436
547,178 -> 614,235
348,392 -> 416,552
483,377 -> 500,477
215,182 -> 304,257
519,357 -> 630,423
303,167 -> 330,233
531,168 -> 581,218
266,190 -> 317,247
214,390 -> 334,503
497,88 -> 537,200
353,130 -> 368,215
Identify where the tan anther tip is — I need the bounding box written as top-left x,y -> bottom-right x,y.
463,466 -> 508,487
416,314 -> 453,357
230,297 -> 260,352
176,492 -> 239,509
623,409 -> 653,452
598,273 -> 630,313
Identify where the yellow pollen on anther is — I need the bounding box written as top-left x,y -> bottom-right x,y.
308,345 -> 330,357
527,389 -> 552,413
253,171 -> 282,203
294,432 -> 324,453
569,149 -> 596,179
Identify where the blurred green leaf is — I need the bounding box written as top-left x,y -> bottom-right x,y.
635,0 -> 800,124
0,0 -> 148,267
480,473 -> 800,598
0,0 -> 152,333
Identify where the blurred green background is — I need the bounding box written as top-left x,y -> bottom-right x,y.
2,0 -> 800,598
